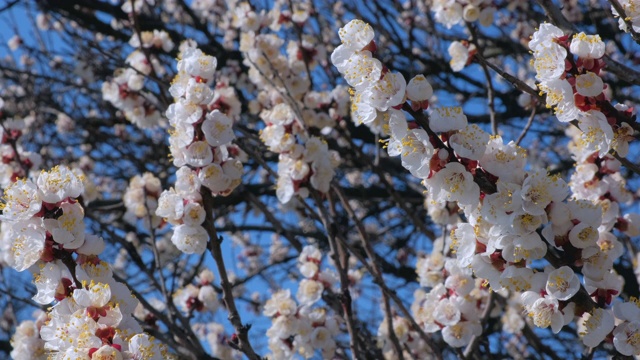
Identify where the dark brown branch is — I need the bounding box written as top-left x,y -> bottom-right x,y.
202,189 -> 262,360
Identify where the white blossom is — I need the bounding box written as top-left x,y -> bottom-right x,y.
426,162 -> 480,207
578,308 -> 615,348
575,72 -> 604,97
545,266 -> 580,300
570,33 -> 605,59
406,75 -> 433,102
171,224 -> 208,254
448,41 -> 469,72
430,106 -> 467,133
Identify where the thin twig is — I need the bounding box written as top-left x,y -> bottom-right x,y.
615,153 -> 640,176
143,188 -> 176,325
201,190 -> 262,360
332,184 -> 443,360
348,136 -> 436,240
245,191 -> 303,252
0,0 -> 20,13
516,106 -> 537,146
474,53 -> 541,100
311,190 -> 360,359
467,23 -> 497,135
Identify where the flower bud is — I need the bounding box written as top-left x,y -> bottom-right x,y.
406,75 -> 433,102
463,4 -> 480,22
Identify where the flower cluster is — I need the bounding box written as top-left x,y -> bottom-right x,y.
120,0 -> 155,14
332,20 -> 405,128
102,30 -> 173,128
331,19 -> 438,144
412,250 -> 488,348
530,24 -> 635,157
155,168 -> 208,255
173,269 -> 219,315
123,172 -> 162,229
296,245 -> 337,305
611,0 -> 640,33
264,245 -> 340,359
3,166 -> 169,359
129,29 -> 175,52
431,0 -> 496,29
377,315 -> 432,359
610,300 -> 640,355
0,99 -> 42,188
448,40 -> 476,72
520,26 -> 640,351
559,122 -> 640,351
520,267 -> 578,333
165,46 -> 243,191
156,45 -> 244,254
10,310 -> 46,360
259,103 -> 339,203
1,166 -> 85,271
237,15 -> 345,203
331,18 -> 640,354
